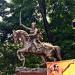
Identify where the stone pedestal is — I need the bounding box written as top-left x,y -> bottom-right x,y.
14,67 -> 47,75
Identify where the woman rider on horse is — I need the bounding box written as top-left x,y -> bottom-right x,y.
21,21 -> 41,50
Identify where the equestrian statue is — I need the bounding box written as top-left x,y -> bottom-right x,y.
12,12 -> 62,67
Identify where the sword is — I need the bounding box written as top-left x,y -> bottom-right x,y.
19,11 -> 22,26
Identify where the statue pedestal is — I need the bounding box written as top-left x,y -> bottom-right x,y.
14,67 -> 47,75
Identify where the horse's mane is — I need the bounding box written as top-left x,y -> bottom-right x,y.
15,30 -> 28,34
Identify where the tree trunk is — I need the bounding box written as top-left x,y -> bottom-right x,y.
38,0 -> 54,43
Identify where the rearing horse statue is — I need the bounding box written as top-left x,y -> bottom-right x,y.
12,29 -> 62,67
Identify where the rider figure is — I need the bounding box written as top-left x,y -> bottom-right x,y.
21,21 -> 41,50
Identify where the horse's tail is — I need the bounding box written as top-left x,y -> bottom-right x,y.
53,46 -> 62,60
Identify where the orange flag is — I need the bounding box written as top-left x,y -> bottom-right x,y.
47,59 -> 75,75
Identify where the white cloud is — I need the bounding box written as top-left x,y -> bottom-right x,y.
5,0 -> 11,3
0,16 -> 3,22
5,8 -> 10,11
6,13 -> 13,17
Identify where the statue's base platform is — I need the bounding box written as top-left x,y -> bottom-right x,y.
14,67 -> 47,75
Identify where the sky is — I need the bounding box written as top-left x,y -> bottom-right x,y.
0,16 -> 3,22
5,0 -> 11,3
0,0 -> 50,23
0,0 -> 11,22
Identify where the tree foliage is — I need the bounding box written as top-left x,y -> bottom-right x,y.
0,0 -> 75,74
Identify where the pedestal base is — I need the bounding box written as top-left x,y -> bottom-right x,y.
14,67 -> 47,75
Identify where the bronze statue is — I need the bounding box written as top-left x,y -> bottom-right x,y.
12,11 -> 62,67
12,28 -> 62,67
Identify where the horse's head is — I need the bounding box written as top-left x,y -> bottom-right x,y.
12,30 -> 29,45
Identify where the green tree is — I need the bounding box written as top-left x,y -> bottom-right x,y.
0,0 -> 75,74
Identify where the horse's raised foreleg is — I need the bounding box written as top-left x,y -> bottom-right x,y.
17,48 -> 27,66
17,50 -> 21,61
20,54 -> 25,67
17,47 -> 29,67
17,51 -> 25,67
17,50 -> 26,67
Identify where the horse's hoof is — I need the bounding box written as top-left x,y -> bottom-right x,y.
35,64 -> 39,68
24,67 -> 26,69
